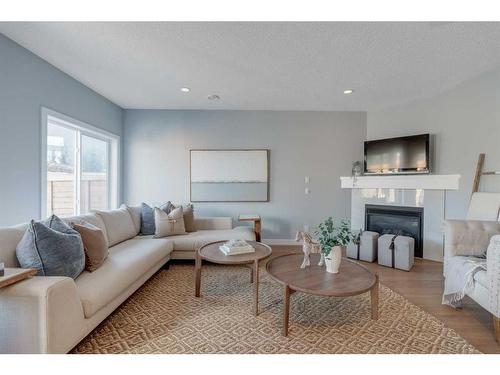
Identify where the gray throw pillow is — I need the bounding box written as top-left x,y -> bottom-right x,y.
16,215 -> 85,279
140,202 -> 174,235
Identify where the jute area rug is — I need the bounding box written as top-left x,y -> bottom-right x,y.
73,263 -> 480,354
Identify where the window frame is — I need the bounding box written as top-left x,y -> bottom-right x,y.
41,107 -> 120,219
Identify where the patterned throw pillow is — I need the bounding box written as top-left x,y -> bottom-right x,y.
16,215 -> 85,279
154,206 -> 187,237
140,202 -> 174,235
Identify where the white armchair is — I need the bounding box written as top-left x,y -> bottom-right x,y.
488,235 -> 500,338
443,219 -> 500,343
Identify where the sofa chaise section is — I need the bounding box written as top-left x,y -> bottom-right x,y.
76,237 -> 173,318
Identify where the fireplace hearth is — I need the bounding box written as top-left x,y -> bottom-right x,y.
365,204 -> 424,258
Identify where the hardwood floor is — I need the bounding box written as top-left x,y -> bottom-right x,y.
269,245 -> 500,354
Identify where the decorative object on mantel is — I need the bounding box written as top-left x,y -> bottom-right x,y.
352,161 -> 363,177
315,218 -> 353,273
378,234 -> 415,271
352,161 -> 363,187
0,262 -> 4,277
0,268 -> 37,289
295,231 -> 322,268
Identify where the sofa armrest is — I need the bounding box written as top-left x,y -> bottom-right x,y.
194,217 -> 233,230
487,235 -> 500,318
0,276 -> 85,353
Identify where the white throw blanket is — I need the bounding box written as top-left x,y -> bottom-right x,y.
442,256 -> 487,307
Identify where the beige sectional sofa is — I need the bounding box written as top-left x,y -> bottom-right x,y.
0,205 -> 255,353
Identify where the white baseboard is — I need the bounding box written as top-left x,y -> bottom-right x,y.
261,238 -> 299,246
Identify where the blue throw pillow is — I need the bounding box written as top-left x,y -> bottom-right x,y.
140,202 -> 174,235
16,215 -> 85,279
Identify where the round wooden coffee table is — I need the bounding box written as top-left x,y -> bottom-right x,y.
266,253 -> 379,336
195,241 -> 272,316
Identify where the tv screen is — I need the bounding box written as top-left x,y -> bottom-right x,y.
364,134 -> 430,175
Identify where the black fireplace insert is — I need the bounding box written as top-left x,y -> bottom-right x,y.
365,204 -> 424,258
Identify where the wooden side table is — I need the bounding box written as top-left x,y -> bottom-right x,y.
238,214 -> 262,242
195,241 -> 272,316
0,268 -> 37,289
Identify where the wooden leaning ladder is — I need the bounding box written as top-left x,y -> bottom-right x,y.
471,153 -> 500,199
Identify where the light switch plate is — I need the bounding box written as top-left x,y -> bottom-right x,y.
304,176 -> 310,184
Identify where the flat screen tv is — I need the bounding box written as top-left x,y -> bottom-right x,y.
364,134 -> 430,175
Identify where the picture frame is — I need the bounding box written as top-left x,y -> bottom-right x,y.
190,149 -> 270,202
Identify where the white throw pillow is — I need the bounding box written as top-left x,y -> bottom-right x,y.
154,206 -> 187,237
94,207 -> 136,247
121,204 -> 142,234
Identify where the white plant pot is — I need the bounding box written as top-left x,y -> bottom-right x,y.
325,246 -> 342,273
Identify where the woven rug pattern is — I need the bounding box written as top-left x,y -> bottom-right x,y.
73,264 -> 480,354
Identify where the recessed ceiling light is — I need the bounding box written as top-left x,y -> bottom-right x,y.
343,89 -> 354,95
207,94 -> 220,101
180,87 -> 191,93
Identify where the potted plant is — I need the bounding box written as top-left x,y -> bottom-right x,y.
315,218 -> 353,273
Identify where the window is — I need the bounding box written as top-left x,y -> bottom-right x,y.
42,108 -> 119,218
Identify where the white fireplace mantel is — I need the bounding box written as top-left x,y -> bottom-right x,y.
340,174 -> 460,190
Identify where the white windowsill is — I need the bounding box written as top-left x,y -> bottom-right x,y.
340,174 -> 460,190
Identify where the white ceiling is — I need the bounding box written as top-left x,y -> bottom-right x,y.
1,22 -> 500,111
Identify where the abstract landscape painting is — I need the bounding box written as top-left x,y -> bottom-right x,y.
190,149 -> 269,202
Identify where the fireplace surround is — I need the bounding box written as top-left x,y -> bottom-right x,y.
365,204 -> 424,258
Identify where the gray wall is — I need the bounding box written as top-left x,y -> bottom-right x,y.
367,67 -> 500,219
123,110 -> 366,239
0,34 -> 123,226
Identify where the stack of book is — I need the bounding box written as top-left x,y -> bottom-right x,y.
219,240 -> 255,256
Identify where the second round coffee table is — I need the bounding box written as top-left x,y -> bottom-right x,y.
266,253 -> 379,336
195,241 -> 272,316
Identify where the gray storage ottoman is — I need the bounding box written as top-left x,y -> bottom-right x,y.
378,234 -> 414,271
347,231 -> 379,262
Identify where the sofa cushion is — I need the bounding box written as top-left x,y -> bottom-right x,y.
71,221 -> 108,272
170,226 -> 255,251
122,204 -> 142,234
16,216 -> 85,279
194,217 -> 232,230
95,207 -> 136,247
182,204 -> 196,232
444,220 -> 500,257
75,237 -> 173,318
154,207 -> 186,237
63,213 -> 109,247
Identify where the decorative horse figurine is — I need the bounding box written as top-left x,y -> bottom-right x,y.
295,231 -> 324,268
